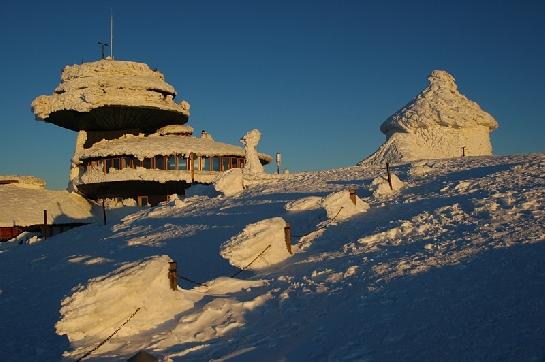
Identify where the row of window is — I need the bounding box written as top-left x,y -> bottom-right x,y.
84,155 -> 245,174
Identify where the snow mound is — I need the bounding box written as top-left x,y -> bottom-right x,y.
322,190 -> 369,221
157,124 -> 194,136
220,217 -> 291,270
370,173 -> 405,197
409,161 -> 434,177
56,256 -> 197,353
359,70 -> 499,165
241,129 -> 265,174
214,168 -> 244,196
285,196 -> 323,212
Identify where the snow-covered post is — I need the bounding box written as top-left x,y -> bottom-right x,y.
284,224 -> 292,254
241,129 -> 264,175
168,261 -> 177,291
386,162 -> 393,190
349,189 -> 357,205
462,146 -> 466,157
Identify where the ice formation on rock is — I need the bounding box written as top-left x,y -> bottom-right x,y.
241,129 -> 265,174
322,190 -> 370,221
359,70 -> 499,165
220,217 -> 291,269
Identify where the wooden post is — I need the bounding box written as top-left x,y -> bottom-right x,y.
284,225 -> 292,254
168,261 -> 177,291
462,146 -> 466,157
190,153 -> 195,183
349,189 -> 357,205
386,162 -> 393,190
43,209 -> 48,240
102,199 -> 107,225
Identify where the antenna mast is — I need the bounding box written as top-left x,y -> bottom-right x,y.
110,10 -> 114,59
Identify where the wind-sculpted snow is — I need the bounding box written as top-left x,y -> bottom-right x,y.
1,153 -> 544,361
360,70 -> 499,165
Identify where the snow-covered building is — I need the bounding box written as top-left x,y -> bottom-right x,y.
359,70 -> 499,165
0,176 -> 94,241
32,59 -> 271,206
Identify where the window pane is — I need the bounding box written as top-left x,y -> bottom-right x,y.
155,156 -> 165,170
231,157 -> 238,168
143,158 -> 152,169
239,159 -> 245,168
167,155 -> 176,170
177,156 -> 187,170
222,157 -> 229,171
134,159 -> 142,168
112,158 -> 120,170
212,157 -> 221,171
193,157 -> 200,171
105,159 -> 113,173
202,157 -> 210,171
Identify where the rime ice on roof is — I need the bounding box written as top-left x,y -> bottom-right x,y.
359,70 -> 499,165
31,59 -> 190,131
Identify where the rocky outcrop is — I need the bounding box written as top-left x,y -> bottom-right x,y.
359,70 -> 499,165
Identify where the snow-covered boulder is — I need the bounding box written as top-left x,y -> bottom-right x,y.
241,129 -> 265,174
359,70 -> 499,165
56,256 -> 198,352
220,217 -> 291,270
370,173 -> 405,197
285,196 -> 324,212
214,168 -> 244,196
322,190 -> 369,221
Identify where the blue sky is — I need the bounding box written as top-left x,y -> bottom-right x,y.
1,0 -> 544,189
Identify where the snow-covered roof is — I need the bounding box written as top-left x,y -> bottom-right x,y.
31,59 -> 190,131
0,175 -> 46,188
0,184 -> 94,227
77,133 -> 272,163
380,70 -> 498,136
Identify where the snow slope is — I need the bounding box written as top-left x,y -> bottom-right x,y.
0,153 -> 544,361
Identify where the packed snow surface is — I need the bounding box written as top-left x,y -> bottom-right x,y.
1,153 -> 544,361
0,175 -> 46,189
31,59 -> 190,121
285,196 -> 323,212
0,183 -> 94,227
360,70 -> 499,165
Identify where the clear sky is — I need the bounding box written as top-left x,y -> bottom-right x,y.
1,0 -> 544,189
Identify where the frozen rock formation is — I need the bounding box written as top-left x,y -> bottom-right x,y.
359,70 -> 499,165
31,59 -> 190,131
241,129 -> 265,174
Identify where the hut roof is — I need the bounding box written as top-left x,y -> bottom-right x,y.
380,70 -> 498,136
31,59 -> 190,131
0,179 -> 94,227
77,134 -> 272,163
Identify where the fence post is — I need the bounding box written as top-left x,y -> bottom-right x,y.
43,209 -> 48,240
284,224 -> 292,254
349,189 -> 357,205
168,261 -> 177,291
386,162 -> 393,190
102,199 -> 107,225
462,146 -> 466,157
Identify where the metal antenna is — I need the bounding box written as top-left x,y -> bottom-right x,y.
110,9 -> 114,59
98,41 -> 109,59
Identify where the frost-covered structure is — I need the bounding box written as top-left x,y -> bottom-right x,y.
359,70 -> 499,165
32,59 -> 271,205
